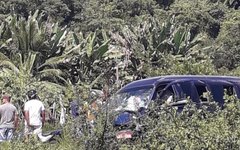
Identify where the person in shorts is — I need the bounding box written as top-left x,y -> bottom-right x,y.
0,94 -> 19,142
24,90 -> 52,142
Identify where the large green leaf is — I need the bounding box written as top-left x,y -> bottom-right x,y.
86,32 -> 96,57
0,60 -> 19,73
173,28 -> 187,54
93,39 -> 110,60
0,52 -> 10,61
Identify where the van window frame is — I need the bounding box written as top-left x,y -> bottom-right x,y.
153,78 -> 240,106
192,80 -> 210,103
154,82 -> 177,104
155,79 -> 198,106
227,81 -> 240,99
174,80 -> 198,102
202,80 -> 236,105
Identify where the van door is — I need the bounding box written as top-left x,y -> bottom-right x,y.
156,80 -> 197,111
173,81 -> 198,111
174,81 -> 198,102
155,82 -> 186,112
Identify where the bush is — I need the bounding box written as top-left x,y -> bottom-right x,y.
1,95 -> 240,149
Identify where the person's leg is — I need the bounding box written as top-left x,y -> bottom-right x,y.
0,128 -> 7,142
5,128 -> 14,141
24,125 -> 32,142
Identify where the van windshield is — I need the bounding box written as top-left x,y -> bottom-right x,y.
109,86 -> 153,112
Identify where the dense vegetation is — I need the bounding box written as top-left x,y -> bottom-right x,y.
0,0 -> 239,149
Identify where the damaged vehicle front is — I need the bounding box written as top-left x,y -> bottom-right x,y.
108,85 -> 154,139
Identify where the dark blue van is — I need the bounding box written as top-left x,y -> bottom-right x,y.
109,75 -> 240,139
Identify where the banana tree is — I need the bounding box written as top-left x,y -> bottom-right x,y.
3,10 -> 69,66
0,10 -> 71,104
0,51 -> 66,101
35,29 -> 113,103
57,30 -> 111,84
108,15 -> 212,84
0,10 -> 113,111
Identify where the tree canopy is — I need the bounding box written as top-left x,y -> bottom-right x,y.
0,0 -> 239,108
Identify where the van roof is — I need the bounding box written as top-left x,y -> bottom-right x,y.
120,75 -> 240,92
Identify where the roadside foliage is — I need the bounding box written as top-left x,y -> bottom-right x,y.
0,0 -> 239,149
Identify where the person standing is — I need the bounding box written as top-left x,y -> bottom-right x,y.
0,94 -> 19,142
24,90 -> 52,142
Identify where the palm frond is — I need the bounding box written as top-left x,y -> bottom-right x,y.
0,52 -> 10,61
93,39 -> 110,61
24,52 -> 37,75
38,68 -> 68,84
38,54 -> 69,69
0,60 -> 19,73
32,80 -> 66,92
86,32 -> 96,57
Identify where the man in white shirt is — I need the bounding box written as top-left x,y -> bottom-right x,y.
24,90 -> 52,142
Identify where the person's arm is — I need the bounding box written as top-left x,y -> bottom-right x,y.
24,103 -> 31,126
41,110 -> 46,126
14,111 -> 19,129
24,111 -> 30,126
40,102 -> 46,126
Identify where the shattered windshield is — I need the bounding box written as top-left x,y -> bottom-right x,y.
109,86 -> 153,112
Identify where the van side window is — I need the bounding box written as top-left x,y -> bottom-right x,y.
223,85 -> 234,96
223,85 -> 238,100
208,84 -> 224,104
232,82 -> 240,99
194,84 -> 209,102
176,82 -> 192,100
156,84 -> 174,103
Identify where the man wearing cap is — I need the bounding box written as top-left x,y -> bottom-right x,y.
24,90 -> 53,142
0,95 -> 19,142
